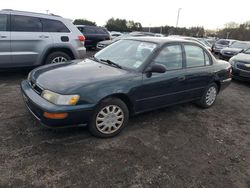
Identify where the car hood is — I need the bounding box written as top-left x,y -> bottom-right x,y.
221,47 -> 242,53
214,44 -> 228,48
231,53 -> 250,62
31,59 -> 131,94
98,40 -> 114,45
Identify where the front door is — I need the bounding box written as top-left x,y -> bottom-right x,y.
0,13 -> 11,67
10,14 -> 52,67
134,44 -> 187,112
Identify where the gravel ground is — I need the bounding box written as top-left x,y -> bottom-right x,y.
0,51 -> 250,188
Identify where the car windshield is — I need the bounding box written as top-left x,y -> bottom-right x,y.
243,48 -> 250,54
217,40 -> 230,45
94,40 -> 157,70
230,42 -> 250,49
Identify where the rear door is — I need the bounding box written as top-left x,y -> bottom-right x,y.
182,44 -> 214,99
41,18 -> 71,49
0,13 -> 11,67
10,14 -> 52,67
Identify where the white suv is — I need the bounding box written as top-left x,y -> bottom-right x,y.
0,9 -> 86,68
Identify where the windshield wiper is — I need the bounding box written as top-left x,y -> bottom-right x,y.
100,59 -> 123,69
90,56 -> 101,63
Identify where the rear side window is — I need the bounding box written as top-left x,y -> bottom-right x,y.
81,27 -> 96,34
184,45 -> 207,68
154,45 -> 183,70
95,28 -> 108,34
42,19 -> 70,33
0,14 -> 8,31
11,15 -> 42,32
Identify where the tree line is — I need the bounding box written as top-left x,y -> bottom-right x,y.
73,18 -> 142,32
73,18 -> 250,41
216,21 -> 250,40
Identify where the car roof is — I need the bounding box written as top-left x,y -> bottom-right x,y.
123,36 -> 196,45
0,9 -> 64,20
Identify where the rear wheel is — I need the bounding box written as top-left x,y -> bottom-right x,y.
88,98 -> 129,138
196,83 -> 218,108
45,51 -> 71,64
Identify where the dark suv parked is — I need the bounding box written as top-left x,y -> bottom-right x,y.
76,25 -> 110,49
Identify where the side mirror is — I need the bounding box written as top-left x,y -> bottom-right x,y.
239,49 -> 244,53
145,63 -> 167,74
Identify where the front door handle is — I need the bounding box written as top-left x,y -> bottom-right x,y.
39,35 -> 49,38
0,35 -> 7,38
178,76 -> 186,81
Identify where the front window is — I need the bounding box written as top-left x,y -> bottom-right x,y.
154,45 -> 183,70
94,40 -> 157,70
0,14 -> 7,31
230,42 -> 250,49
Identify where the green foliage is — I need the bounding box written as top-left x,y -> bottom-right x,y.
73,19 -> 96,26
105,18 -> 142,32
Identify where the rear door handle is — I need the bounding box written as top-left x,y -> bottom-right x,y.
178,76 -> 186,81
0,35 -> 7,38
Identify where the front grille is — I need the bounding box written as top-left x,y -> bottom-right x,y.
236,62 -> 250,72
30,80 -> 43,95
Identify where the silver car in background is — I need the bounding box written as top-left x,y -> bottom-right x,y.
0,9 -> 86,68
212,39 -> 236,54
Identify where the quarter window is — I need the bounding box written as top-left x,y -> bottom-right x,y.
42,19 -> 70,33
154,45 -> 183,70
11,15 -> 42,32
0,14 -> 8,31
184,45 -> 206,68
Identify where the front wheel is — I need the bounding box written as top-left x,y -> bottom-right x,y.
88,98 -> 129,138
196,83 -> 218,108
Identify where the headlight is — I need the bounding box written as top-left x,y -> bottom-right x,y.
229,59 -> 235,66
41,90 -> 80,105
27,72 -> 32,82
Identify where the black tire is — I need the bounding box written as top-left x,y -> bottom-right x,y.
196,83 -> 218,108
45,51 -> 71,64
88,98 -> 129,138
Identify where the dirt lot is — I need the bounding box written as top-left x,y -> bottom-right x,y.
0,51 -> 250,188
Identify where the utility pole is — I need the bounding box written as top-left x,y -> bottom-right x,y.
176,8 -> 182,28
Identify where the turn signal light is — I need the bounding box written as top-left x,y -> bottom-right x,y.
78,35 -> 85,41
43,112 -> 68,119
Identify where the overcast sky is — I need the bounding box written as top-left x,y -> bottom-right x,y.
1,0 -> 250,29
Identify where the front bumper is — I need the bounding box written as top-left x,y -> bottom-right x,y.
219,52 -> 237,61
21,80 -> 95,128
232,67 -> 250,82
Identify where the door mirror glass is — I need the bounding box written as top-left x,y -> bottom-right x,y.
145,63 -> 167,73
